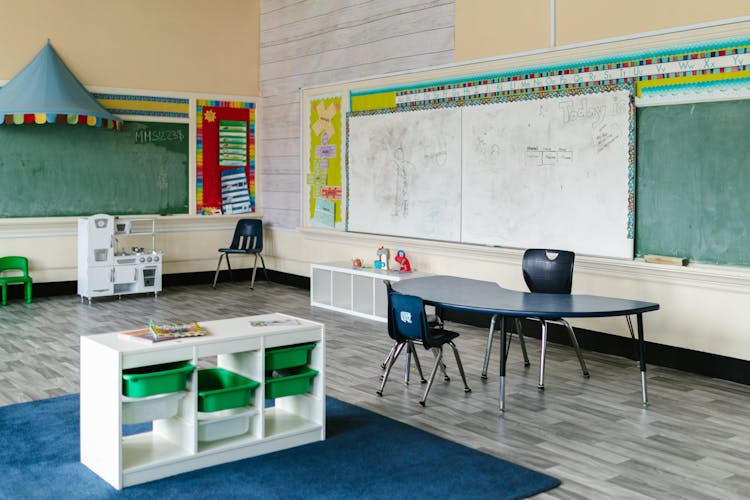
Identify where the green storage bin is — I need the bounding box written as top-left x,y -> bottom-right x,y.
122,361 -> 195,398
265,342 -> 316,371
265,367 -> 319,399
198,368 -> 260,412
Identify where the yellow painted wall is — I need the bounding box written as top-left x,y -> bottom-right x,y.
455,0 -> 550,60
456,0 -> 750,61
0,0 -> 260,95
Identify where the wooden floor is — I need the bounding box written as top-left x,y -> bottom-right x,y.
1,280 -> 749,499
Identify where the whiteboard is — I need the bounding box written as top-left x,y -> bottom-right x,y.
345,88 -> 634,259
347,107 -> 462,240
461,90 -> 633,258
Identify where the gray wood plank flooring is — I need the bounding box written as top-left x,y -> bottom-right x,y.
1,281 -> 748,499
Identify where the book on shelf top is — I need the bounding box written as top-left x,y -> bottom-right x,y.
118,322 -> 209,344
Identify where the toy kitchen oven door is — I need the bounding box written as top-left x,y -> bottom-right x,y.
113,250 -> 163,296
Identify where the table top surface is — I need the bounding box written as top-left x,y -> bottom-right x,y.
392,275 -> 659,319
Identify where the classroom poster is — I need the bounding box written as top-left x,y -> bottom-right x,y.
196,100 -> 256,215
308,96 -> 342,225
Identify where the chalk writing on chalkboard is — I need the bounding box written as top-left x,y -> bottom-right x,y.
134,128 -> 186,144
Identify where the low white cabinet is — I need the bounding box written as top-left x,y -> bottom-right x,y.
80,314 -> 325,489
310,262 -> 428,322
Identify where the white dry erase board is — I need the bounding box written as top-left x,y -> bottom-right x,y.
346,87 -> 634,259
346,107 -> 462,241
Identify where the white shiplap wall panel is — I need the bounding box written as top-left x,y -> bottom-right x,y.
262,156 -> 299,175
262,0 -> 450,37
259,0 -> 455,228
262,137 -> 300,157
261,3 -> 454,63
262,101 -> 300,124
263,29 -> 454,80
264,172 -> 301,190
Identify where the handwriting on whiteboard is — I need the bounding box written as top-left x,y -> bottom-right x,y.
525,146 -> 573,167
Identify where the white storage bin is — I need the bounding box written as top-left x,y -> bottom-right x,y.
122,391 -> 186,425
197,407 -> 255,442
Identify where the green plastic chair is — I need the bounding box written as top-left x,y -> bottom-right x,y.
0,256 -> 33,305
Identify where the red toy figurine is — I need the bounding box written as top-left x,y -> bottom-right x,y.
394,249 -> 411,272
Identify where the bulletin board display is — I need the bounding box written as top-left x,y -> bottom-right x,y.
196,99 -> 256,215
306,95 -> 343,228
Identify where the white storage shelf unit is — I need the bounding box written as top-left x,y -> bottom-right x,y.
310,262 -> 429,322
80,314 -> 325,489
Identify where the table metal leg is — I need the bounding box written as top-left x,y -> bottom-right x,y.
637,313 -> 648,406
499,316 -> 506,412
481,315 -> 497,379
538,319 -> 548,390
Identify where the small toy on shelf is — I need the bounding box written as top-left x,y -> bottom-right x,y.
394,249 -> 411,272
352,258 -> 362,269
374,246 -> 390,270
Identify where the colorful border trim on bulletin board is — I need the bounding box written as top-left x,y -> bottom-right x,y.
346,84 -> 637,239
351,36 -> 750,112
93,93 -> 189,118
196,99 -> 256,215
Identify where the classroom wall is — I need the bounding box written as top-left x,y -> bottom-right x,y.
3,2 -> 750,365
257,0 -> 455,228
293,12 -> 750,364
455,0 -> 750,60
0,1 -> 261,288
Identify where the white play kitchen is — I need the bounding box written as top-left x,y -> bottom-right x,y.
77,214 -> 163,302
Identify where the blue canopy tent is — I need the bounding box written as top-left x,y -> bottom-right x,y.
0,41 -> 122,129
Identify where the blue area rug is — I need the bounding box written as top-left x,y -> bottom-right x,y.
0,394 -> 560,499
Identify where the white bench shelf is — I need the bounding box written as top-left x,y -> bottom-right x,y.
310,262 -> 428,322
80,313 -> 325,489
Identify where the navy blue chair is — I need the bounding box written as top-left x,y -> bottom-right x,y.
482,249 -> 589,389
522,249 -> 588,389
380,281 -> 426,386
378,291 -> 470,406
212,219 -> 269,290
380,281 -> 443,377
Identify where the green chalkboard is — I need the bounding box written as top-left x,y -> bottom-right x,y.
0,121 -> 188,217
636,100 -> 750,266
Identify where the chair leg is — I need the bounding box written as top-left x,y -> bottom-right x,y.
420,348 -> 445,406
212,254 -> 225,289
259,254 -> 269,281
481,314 -> 497,379
377,342 -> 405,396
405,341 -> 412,384
381,342 -> 397,369
250,254 -> 258,290
539,319 -> 548,390
1,283 -> 6,306
407,341 -> 426,384
561,319 -> 589,378
432,347 -> 450,381
25,279 -> 32,303
448,341 -> 471,393
515,318 -> 530,366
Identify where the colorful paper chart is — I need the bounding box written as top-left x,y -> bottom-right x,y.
219,120 -> 247,167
